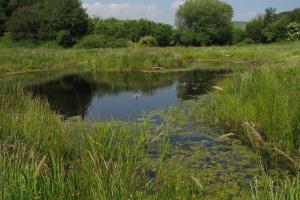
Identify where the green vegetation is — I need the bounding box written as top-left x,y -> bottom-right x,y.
246,8 -> 300,43
0,86 -> 259,199
75,34 -> 129,49
175,0 -> 233,46
2,0 -> 88,45
1,0 -> 299,47
0,41 -> 300,199
1,0 -> 300,199
89,18 -> 174,47
198,67 -> 300,155
0,40 -> 300,76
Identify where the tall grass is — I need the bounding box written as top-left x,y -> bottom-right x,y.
251,173 -> 300,200
205,66 -> 300,155
0,47 -> 184,75
0,85 -> 218,199
0,85 -> 259,199
1,41 -> 300,75
190,65 -> 300,199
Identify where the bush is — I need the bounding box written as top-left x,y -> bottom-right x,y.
232,27 -> 248,44
138,36 -> 158,47
287,22 -> 300,41
234,38 -> 255,46
263,17 -> 289,42
56,30 -> 74,47
75,35 -> 129,49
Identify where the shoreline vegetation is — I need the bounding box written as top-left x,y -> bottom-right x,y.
1,0 -> 300,198
0,41 -> 299,76
0,41 -> 300,199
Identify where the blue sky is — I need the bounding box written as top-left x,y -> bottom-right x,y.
82,0 -> 300,24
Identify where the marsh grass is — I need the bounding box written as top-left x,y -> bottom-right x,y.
1,41 -> 300,75
1,41 -> 300,199
0,47 -> 184,75
206,66 -> 300,155
189,65 -> 300,199
0,84 -> 262,199
251,173 -> 300,200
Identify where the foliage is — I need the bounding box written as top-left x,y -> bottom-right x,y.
263,17 -> 289,42
56,30 -> 73,47
75,34 -> 129,49
90,18 -> 174,46
2,0 -> 88,46
246,15 -> 265,43
287,22 -> 300,41
232,27 -> 248,44
138,36 -> 158,47
37,0 -> 88,41
0,0 -> 39,35
246,8 -> 300,43
6,6 -> 41,41
175,0 -> 233,46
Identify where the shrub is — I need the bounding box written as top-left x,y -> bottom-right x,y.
138,36 -> 158,47
241,38 -> 255,44
263,17 -> 289,42
287,22 -> 300,41
232,27 -> 248,44
56,30 -> 74,47
75,34 -> 129,49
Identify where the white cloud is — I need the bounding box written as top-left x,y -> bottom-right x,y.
83,1 -> 163,22
171,0 -> 185,11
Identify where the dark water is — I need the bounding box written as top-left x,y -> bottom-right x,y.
26,69 -> 227,121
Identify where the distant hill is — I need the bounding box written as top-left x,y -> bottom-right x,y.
233,21 -> 248,29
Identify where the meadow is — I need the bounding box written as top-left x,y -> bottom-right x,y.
1,41 -> 300,199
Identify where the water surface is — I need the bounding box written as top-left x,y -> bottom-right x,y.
25,70 -> 226,121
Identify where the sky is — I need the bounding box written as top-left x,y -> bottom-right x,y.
82,0 -> 300,24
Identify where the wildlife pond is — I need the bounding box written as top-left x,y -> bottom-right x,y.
5,68 -> 261,186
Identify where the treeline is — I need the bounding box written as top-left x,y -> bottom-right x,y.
0,0 -> 88,46
0,0 -> 300,48
242,8 -> 300,44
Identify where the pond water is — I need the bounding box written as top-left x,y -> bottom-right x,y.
25,69 -> 227,121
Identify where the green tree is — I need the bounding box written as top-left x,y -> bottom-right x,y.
0,0 -> 38,35
246,15 -> 265,43
38,0 -> 88,42
175,0 -> 233,46
263,17 -> 289,42
6,6 -> 41,40
263,7 -> 276,27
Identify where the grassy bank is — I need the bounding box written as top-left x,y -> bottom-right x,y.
190,65 -> 300,199
203,66 -> 300,155
0,86 -> 256,199
0,47 -> 184,75
0,41 -> 300,76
